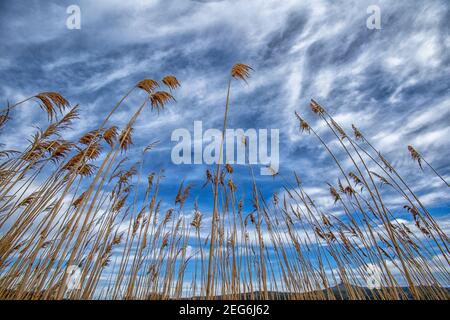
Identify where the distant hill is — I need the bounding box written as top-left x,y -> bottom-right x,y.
187,284 -> 450,300
2,284 -> 448,300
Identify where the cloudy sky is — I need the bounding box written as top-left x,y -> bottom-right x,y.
0,0 -> 449,291
1,0 -> 448,209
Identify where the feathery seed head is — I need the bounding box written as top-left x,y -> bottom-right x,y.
231,63 -> 253,82
352,124 -> 363,141
295,111 -> 310,133
149,91 -> 175,111
35,92 -> 69,120
162,75 -> 180,90
408,145 -> 422,169
79,129 -> 102,145
136,79 -> 159,94
119,126 -> 133,152
103,126 -> 118,147
310,99 -> 325,115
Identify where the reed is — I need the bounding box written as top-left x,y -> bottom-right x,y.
0,69 -> 448,300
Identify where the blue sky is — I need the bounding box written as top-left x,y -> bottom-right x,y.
0,0 -> 449,293
1,0 -> 449,213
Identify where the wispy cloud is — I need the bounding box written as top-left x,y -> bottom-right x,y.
0,0 -> 448,212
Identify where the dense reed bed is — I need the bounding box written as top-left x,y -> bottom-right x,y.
0,65 -> 448,300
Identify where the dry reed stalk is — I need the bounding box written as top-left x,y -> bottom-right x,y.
206,63 -> 252,298
1,73 -> 449,301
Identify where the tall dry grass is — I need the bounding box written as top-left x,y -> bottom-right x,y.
0,66 -> 448,300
